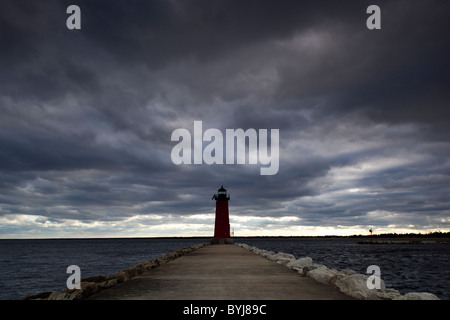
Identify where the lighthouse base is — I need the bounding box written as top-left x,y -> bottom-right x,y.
210,238 -> 234,245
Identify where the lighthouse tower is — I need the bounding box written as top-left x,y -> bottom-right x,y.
211,186 -> 233,244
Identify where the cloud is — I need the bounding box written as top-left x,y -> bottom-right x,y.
0,0 -> 449,237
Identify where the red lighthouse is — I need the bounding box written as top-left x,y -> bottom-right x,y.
211,185 -> 233,244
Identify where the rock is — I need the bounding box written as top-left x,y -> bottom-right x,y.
262,251 -> 276,258
236,244 -> 278,261
334,274 -> 367,299
291,267 -> 305,274
238,245 -> 296,266
236,243 -> 251,250
22,291 -> 52,300
335,273 -> 386,300
113,270 -> 129,283
339,269 -> 357,276
257,249 -> 276,259
274,252 -> 295,259
307,267 -> 338,285
287,257 -> 313,269
251,248 -> 264,255
272,252 -> 296,265
48,291 -> 78,300
403,292 -> 440,300
264,252 -> 277,260
81,275 -> 111,283
76,282 -> 99,299
376,288 -> 403,300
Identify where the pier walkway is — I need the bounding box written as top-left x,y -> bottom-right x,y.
88,244 -> 352,300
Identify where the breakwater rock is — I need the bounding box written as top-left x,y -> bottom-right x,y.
23,243 -> 207,300
358,239 -> 450,245
236,243 -> 440,300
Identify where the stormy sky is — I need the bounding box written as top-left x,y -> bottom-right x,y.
1,0 -> 449,238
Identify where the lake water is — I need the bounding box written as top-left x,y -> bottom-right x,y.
0,237 -> 448,300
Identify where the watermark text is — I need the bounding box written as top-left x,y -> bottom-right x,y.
171,121 -> 279,175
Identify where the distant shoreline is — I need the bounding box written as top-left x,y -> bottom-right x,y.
236,232 -> 450,239
1,231 -> 449,241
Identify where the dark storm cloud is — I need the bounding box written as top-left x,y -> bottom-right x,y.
0,0 -> 449,236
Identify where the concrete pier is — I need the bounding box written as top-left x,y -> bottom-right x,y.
88,244 -> 352,300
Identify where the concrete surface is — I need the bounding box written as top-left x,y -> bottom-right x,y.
88,244 -> 353,300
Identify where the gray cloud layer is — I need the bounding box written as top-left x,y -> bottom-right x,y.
1,0 -> 449,236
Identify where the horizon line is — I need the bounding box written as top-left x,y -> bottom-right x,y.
1,231 -> 449,241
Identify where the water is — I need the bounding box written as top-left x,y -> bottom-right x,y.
0,238 -> 205,300
0,237 -> 448,300
234,237 -> 450,299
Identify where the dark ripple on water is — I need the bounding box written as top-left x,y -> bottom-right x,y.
0,237 -> 448,300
